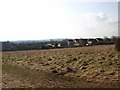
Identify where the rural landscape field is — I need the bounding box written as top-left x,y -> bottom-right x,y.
2,45 -> 120,88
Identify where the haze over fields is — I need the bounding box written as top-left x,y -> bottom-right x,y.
0,0 -> 118,41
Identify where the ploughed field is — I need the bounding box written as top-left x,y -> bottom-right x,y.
2,45 -> 120,88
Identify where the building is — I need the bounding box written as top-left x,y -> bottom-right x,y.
96,38 -> 104,45
68,39 -> 74,47
79,39 -> 88,46
87,39 -> 97,46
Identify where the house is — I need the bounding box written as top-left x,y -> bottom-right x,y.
87,39 -> 97,46
68,39 -> 74,47
96,38 -> 104,45
47,43 -> 52,46
47,42 -> 55,48
79,39 -> 88,46
73,39 -> 80,47
47,41 -> 59,48
74,39 -> 80,43
57,43 -> 61,47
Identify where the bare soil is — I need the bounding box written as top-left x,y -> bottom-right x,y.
2,45 -> 120,88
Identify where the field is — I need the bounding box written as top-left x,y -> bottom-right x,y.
2,45 -> 120,88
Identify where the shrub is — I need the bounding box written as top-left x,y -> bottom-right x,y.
114,37 -> 120,51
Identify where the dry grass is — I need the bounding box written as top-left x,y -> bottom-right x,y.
2,45 -> 120,88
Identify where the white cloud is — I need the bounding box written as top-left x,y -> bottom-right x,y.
76,12 -> 118,38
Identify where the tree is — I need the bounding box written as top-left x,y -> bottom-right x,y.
111,36 -> 116,44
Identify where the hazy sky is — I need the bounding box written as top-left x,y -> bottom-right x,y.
0,0 -> 119,41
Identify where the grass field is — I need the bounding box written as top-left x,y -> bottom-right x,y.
2,45 -> 120,88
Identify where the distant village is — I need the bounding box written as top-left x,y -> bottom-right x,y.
2,37 -> 116,51
45,38 -> 113,48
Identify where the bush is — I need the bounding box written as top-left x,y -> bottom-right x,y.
114,37 -> 120,51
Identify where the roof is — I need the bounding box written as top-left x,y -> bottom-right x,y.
79,39 -> 88,41
96,38 -> 103,40
88,39 -> 97,41
74,39 -> 80,41
68,39 -> 74,42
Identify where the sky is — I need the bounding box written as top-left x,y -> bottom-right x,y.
0,0 -> 119,41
